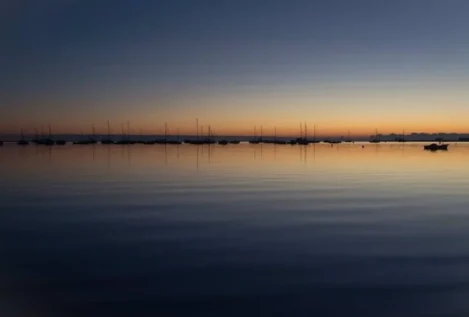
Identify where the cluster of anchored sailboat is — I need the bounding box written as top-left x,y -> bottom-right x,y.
248,123 -> 325,145
0,121 -> 448,150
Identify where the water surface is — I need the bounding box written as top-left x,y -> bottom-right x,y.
2,143 -> 469,316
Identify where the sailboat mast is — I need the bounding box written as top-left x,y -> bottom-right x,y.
196,118 -> 199,140
314,124 -> 316,142
305,122 -> 308,140
107,120 -> 110,139
261,126 -> 263,142
300,122 -> 303,139
165,122 -> 168,141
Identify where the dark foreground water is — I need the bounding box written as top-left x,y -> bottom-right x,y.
2,143 -> 469,317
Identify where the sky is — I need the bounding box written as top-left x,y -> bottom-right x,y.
2,0 -> 469,137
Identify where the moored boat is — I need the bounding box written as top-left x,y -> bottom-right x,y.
17,129 -> 29,145
424,143 -> 448,151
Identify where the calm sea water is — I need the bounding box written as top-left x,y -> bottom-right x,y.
2,143 -> 469,317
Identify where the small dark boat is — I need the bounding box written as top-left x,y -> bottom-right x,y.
370,128 -> 380,143
229,140 -> 240,144
218,140 -> 229,145
344,131 -> 353,143
297,123 -> 319,145
249,126 -> 262,144
289,140 -> 297,145
101,121 -> 114,144
41,138 -> 55,146
55,140 -> 66,145
17,129 -> 29,145
17,139 -> 29,145
42,125 -> 56,145
424,143 -> 448,151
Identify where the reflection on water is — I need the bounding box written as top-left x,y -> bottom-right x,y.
1,143 -> 469,317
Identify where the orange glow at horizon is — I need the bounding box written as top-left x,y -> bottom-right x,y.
2,119 -> 469,137
3,81 -> 469,137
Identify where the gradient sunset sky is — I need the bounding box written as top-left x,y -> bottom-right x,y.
2,0 -> 469,137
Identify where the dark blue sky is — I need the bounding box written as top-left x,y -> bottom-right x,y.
2,0 -> 469,134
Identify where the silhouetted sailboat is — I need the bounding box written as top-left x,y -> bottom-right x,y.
154,123 -> 168,144
395,129 -> 406,142
31,129 -> 41,144
17,129 -> 29,145
272,127 -> 287,144
310,124 -> 320,144
88,124 -> 97,144
185,119 -> 205,144
370,129 -> 380,143
38,125 -> 55,145
73,124 -> 97,144
297,123 -> 308,145
291,123 -> 303,144
249,126 -> 261,144
203,126 -> 216,144
116,123 -> 130,145
101,121 -> 114,144
345,130 -> 353,143
166,124 -> 182,144
45,125 -> 65,145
